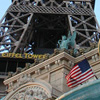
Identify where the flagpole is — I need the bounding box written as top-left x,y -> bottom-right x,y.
82,53 -> 98,80
94,75 -> 98,79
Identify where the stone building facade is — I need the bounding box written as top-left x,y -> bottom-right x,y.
3,48 -> 100,100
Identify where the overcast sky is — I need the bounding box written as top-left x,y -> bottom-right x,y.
0,0 -> 100,25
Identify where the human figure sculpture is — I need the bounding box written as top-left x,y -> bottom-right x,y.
58,35 -> 68,49
58,31 -> 76,49
58,31 -> 77,54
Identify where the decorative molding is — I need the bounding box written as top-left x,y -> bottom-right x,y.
4,80 -> 52,100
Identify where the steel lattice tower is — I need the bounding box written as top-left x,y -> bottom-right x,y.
0,0 -> 99,54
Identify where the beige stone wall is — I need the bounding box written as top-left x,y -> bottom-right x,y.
62,68 -> 71,93
50,68 -> 71,93
50,69 -> 64,91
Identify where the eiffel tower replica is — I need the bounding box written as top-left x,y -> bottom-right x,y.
0,0 -> 100,100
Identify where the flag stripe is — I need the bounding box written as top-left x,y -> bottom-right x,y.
71,68 -> 93,80
70,68 -> 80,75
67,72 -> 94,87
68,74 -> 94,88
71,65 -> 79,72
65,59 -> 95,88
67,71 -> 94,85
67,74 -> 94,88
71,71 -> 81,77
65,73 -> 70,80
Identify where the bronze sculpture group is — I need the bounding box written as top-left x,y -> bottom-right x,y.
58,30 -> 77,55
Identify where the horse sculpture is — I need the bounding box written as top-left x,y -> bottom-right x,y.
58,31 -> 77,54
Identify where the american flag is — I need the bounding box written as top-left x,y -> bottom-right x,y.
65,59 -> 94,88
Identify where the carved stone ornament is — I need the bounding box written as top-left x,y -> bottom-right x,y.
4,81 -> 52,100
12,74 -> 33,90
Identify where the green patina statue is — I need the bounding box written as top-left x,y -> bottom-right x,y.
58,31 -> 77,54
58,35 -> 68,49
